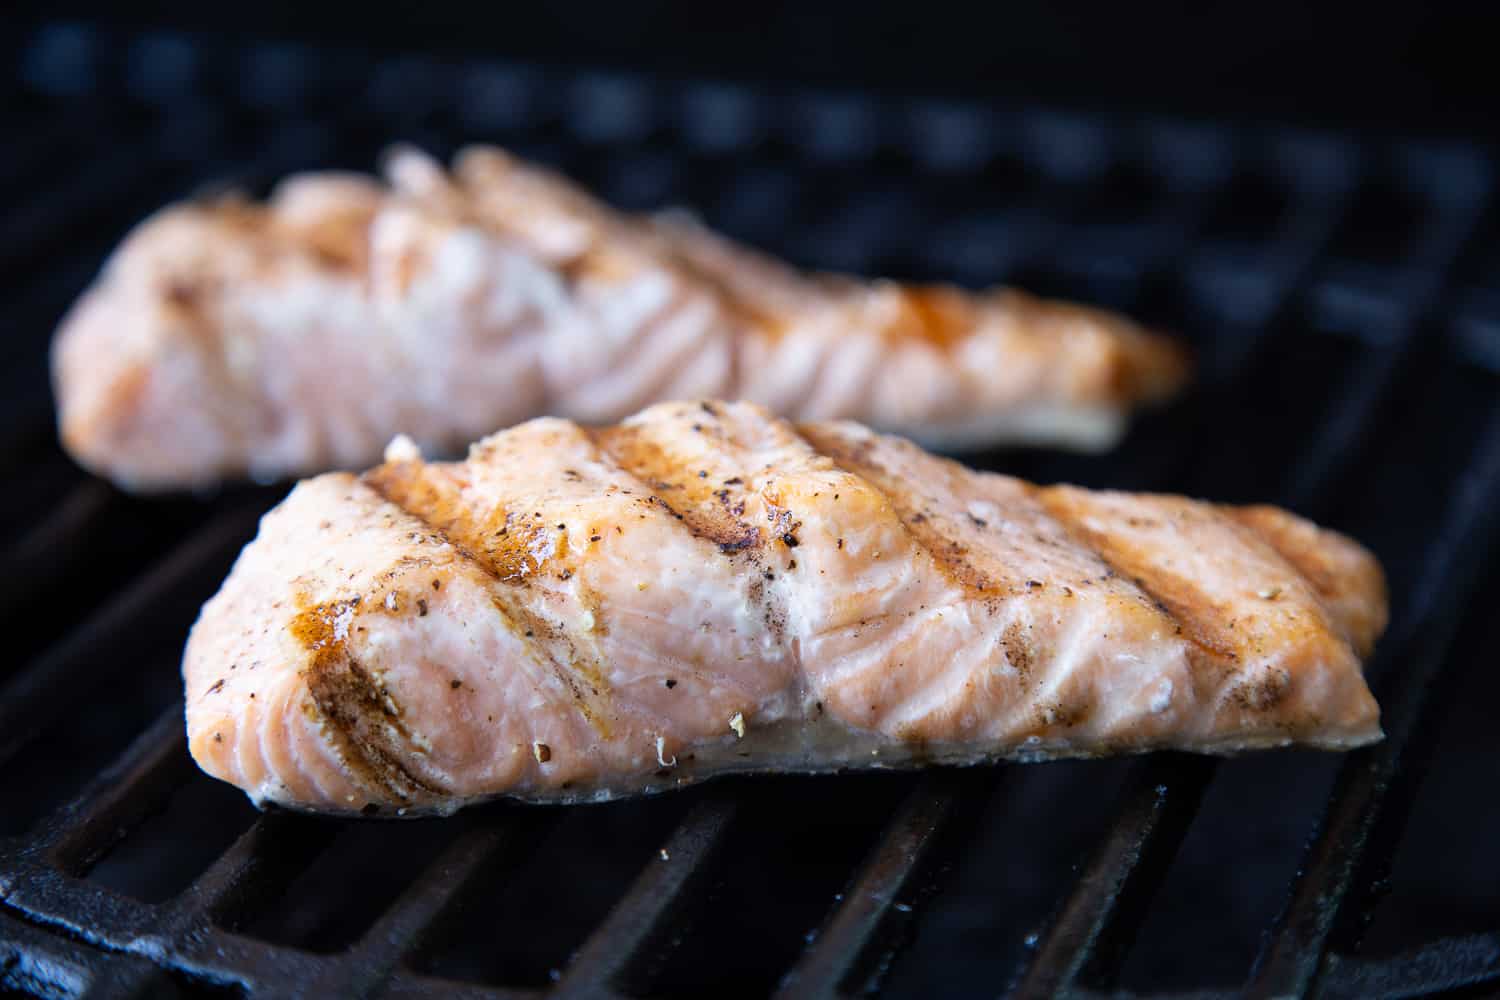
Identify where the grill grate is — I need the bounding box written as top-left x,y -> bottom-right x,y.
3,19 -> 1500,999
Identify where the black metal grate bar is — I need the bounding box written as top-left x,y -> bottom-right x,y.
1319,931 -> 1500,1000
1247,408 -> 1500,997
773,770 -> 990,999
0,482 -> 114,618
35,705 -> 190,873
80,961 -> 175,1000
0,908 -> 131,999
0,506 -> 263,768
351,827 -> 515,959
178,815 -> 342,929
1012,755 -> 1215,997
1192,136 -> 1359,377
1281,158 -> 1492,510
553,797 -> 739,999
303,820 -> 547,997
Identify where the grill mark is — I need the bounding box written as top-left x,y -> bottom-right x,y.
461,155 -> 1184,413
364,461 -> 551,589
1221,506 -> 1385,657
781,419 -> 1032,732
368,464 -> 538,581
292,597 -> 443,801
361,460 -> 616,737
793,424 -> 998,593
467,150 -> 786,352
588,424 -> 763,554
1225,509 -> 1334,594
791,424 -> 1127,736
586,412 -> 794,665
1032,488 -> 1244,675
158,261 -> 249,458
890,285 -> 978,350
182,196 -> 400,477
284,202 -> 379,273
307,650 -> 447,800
794,423 -> 1287,732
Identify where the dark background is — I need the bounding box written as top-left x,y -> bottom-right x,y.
12,3 -> 1500,138
2,4 -> 1500,997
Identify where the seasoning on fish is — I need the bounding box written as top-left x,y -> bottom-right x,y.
183,401 -> 1384,816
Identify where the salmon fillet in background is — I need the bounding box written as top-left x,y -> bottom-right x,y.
53,145 -> 1190,491
183,401 -> 1384,817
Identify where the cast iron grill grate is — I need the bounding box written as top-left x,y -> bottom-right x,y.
2,19 -> 1500,999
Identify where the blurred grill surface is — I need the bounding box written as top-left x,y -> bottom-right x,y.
2,19 -> 1500,1000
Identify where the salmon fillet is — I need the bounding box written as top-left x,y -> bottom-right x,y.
183,401 -> 1384,816
54,146 -> 1189,491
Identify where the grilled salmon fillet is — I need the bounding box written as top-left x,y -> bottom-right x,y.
55,146 -> 1189,491
184,401 -> 1384,815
